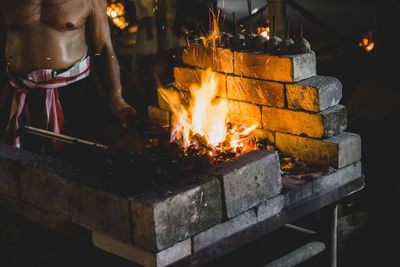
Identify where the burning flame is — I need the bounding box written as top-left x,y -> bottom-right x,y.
158,12 -> 266,162
159,68 -> 258,161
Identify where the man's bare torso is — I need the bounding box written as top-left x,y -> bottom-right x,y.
1,0 -> 92,75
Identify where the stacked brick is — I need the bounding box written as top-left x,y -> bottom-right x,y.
149,43 -> 362,169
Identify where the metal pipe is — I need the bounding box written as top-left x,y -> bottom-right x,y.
284,224 -> 316,235
264,241 -> 325,267
23,126 -> 109,149
331,204 -> 338,267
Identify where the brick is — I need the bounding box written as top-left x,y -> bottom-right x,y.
182,43 -> 213,69
0,193 -> 65,231
181,44 -> 234,73
262,105 -> 347,138
192,209 -> 257,252
251,129 -> 275,145
212,46 -> 234,73
227,75 -> 285,107
70,181 -> 132,243
0,193 -> 91,241
275,132 -> 361,168
0,158 -> 20,198
174,67 -> 202,92
20,163 -> 70,218
92,232 -> 191,267
174,67 -> 227,97
157,87 -> 191,112
286,76 -> 342,112
206,150 -> 281,218
324,132 -> 362,168
234,51 -> 316,83
148,105 -> 170,127
156,238 -> 191,267
282,181 -> 312,207
257,194 -> 284,222
227,99 -> 261,128
313,161 -> 362,193
130,174 -> 222,251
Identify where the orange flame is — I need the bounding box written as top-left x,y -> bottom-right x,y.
159,68 -> 258,159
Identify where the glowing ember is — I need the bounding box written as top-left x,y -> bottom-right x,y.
159,68 -> 259,163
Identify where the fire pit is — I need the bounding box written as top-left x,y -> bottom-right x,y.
0,27 -> 364,267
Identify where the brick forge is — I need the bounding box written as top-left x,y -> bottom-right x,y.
0,44 -> 363,267
150,43 -> 361,170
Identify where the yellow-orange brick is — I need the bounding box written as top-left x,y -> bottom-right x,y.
234,51 -> 316,83
227,76 -> 284,107
262,105 -> 347,138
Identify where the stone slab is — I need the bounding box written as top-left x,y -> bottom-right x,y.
206,150 -> 281,218
0,158 -> 20,198
92,231 -> 191,267
20,162 -> 70,218
234,51 -> 316,83
262,104 -> 347,138
282,180 -> 313,207
0,193 -> 91,242
148,105 -> 170,127
0,193 -> 66,232
227,75 -> 285,107
192,209 -> 257,252
313,161 -> 362,193
257,194 -> 284,222
286,75 -> 343,112
130,174 -> 222,251
70,181 -> 132,244
275,132 -> 361,168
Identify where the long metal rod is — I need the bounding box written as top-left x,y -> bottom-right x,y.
24,126 -> 109,149
264,242 -> 325,267
284,224 -> 316,235
331,204 -> 338,267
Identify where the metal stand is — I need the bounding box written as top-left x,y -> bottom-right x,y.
264,203 -> 340,267
331,204 -> 339,267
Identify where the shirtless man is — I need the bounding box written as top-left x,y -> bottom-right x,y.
0,0 -> 136,149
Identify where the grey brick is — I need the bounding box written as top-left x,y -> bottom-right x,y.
0,158 -> 20,198
20,163 -> 70,218
130,174 -> 222,251
313,161 -> 362,193
257,194 -> 284,222
286,76 -> 342,112
92,232 -> 191,267
192,209 -> 257,251
207,150 -> 282,218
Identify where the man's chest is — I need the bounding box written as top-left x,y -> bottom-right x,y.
1,0 -> 91,30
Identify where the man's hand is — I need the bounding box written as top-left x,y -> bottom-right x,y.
110,95 -> 136,128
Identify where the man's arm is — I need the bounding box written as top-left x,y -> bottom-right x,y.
88,0 -> 136,127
